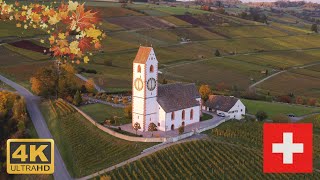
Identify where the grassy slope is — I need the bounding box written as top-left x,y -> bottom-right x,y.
79,103 -> 131,125
105,120 -> 320,179
40,100 -> 155,178
242,99 -> 320,117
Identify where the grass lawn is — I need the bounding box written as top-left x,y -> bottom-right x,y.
79,103 -> 131,125
40,99 -> 156,178
200,113 -> 213,121
242,99 -> 320,117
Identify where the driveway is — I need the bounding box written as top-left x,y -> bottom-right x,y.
0,75 -> 72,180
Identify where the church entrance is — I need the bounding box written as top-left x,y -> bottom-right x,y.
171,124 -> 174,130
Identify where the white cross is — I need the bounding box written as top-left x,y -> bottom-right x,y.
272,132 -> 304,164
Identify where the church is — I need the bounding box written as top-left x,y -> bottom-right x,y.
132,46 -> 201,132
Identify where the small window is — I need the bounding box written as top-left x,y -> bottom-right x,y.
241,109 -> 243,112
137,65 -> 141,73
158,123 -> 160,126
190,109 -> 193,120
171,112 -> 175,120
182,110 -> 185,120
150,65 -> 154,73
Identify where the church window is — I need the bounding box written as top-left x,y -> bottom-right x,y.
182,110 -> 185,120
158,123 -> 160,126
150,65 -> 154,73
190,109 -> 193,120
137,65 -> 141,73
171,112 -> 175,120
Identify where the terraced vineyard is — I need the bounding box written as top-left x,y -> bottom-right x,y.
105,121 -> 320,179
41,99 -> 156,177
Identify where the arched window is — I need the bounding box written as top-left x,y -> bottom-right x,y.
171,112 -> 175,120
190,109 -> 193,120
137,65 -> 141,73
182,110 -> 185,120
150,65 -> 154,73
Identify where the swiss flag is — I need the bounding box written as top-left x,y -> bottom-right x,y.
263,123 -> 313,173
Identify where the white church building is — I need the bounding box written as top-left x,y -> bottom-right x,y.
132,46 -> 201,132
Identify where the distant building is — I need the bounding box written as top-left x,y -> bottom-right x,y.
132,46 -> 201,132
203,95 -> 245,119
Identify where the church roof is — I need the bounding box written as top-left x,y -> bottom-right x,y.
204,95 -> 239,112
157,83 -> 200,113
133,46 -> 153,64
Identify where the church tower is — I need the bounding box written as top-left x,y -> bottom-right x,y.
132,46 -> 158,132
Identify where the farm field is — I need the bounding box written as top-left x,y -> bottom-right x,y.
105,120 -> 320,179
163,58 -> 272,90
40,99 -> 156,178
257,72 -> 320,98
242,99 -> 320,117
79,103 -> 131,125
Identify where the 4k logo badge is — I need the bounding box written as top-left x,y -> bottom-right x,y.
7,139 -> 54,174
263,123 -> 313,173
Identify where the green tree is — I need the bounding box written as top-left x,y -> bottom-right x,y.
215,49 -> 221,57
256,111 -> 268,121
178,125 -> 185,135
73,90 -> 82,106
133,122 -> 141,135
311,24 -> 318,33
148,123 -> 157,137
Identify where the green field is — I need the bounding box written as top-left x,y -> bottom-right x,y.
104,120 -> 320,179
79,103 -> 130,125
40,99 -> 156,177
242,99 -> 320,117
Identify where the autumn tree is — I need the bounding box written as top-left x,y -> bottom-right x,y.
133,122 -> 141,135
122,97 -> 128,105
199,84 -> 211,102
85,78 -> 96,93
308,98 -> 317,106
148,123 -> 157,137
124,105 -> 132,118
295,96 -> 305,105
107,95 -> 112,102
113,97 -> 119,104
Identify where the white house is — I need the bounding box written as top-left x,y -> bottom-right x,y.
202,95 -> 245,120
132,46 -> 201,132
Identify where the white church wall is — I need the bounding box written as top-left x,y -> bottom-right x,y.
158,106 -> 166,131
165,106 -> 200,131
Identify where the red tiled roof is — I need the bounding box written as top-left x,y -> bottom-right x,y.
133,46 -> 152,64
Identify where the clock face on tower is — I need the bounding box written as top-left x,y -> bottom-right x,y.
147,78 -> 156,91
134,78 -> 143,91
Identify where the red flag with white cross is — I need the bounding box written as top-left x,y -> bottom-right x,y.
263,123 -> 313,173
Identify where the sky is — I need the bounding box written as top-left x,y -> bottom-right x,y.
241,0 -> 319,2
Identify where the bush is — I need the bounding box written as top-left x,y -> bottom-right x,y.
107,95 -> 112,102
256,111 -> 268,121
124,105 -> 132,118
122,97 -> 128,105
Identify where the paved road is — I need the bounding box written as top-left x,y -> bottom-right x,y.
0,75 -> 72,180
249,61 -> 320,89
75,74 -> 105,92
